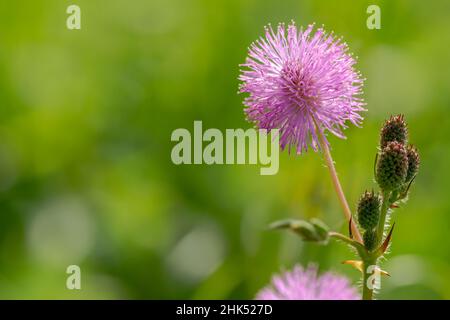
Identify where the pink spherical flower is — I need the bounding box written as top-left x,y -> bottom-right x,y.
239,22 -> 365,154
256,265 -> 359,300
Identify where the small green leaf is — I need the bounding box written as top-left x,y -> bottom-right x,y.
310,218 -> 329,240
269,218 -> 329,245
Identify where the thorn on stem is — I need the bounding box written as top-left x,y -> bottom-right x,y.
342,260 -> 363,273
348,216 -> 353,239
380,222 -> 395,254
403,175 -> 417,196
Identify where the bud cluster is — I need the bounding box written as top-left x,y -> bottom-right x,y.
356,115 -> 420,252
376,115 -> 420,192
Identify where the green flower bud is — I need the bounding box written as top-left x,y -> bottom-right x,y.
357,191 -> 380,231
406,145 -> 420,182
376,141 -> 408,191
363,229 -> 377,251
380,114 -> 408,148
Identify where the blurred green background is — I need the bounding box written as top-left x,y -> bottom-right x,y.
0,0 -> 449,299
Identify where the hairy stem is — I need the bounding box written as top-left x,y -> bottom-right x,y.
376,190 -> 391,245
363,191 -> 392,300
313,119 -> 363,243
362,256 -> 378,300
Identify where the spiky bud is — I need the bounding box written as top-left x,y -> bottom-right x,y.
406,145 -> 420,182
380,115 -> 408,148
357,191 -> 381,230
363,230 -> 377,251
376,141 -> 408,191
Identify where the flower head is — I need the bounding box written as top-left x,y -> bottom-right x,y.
239,22 -> 365,154
380,114 -> 408,148
357,190 -> 381,230
376,141 -> 408,191
256,264 -> 359,300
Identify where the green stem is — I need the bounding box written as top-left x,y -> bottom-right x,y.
362,256 -> 378,300
329,231 -> 365,253
376,190 -> 391,246
364,190 -> 392,300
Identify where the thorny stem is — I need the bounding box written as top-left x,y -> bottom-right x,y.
313,118 -> 363,243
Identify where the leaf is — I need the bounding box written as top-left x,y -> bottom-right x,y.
269,218 -> 329,244
310,218 -> 329,239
